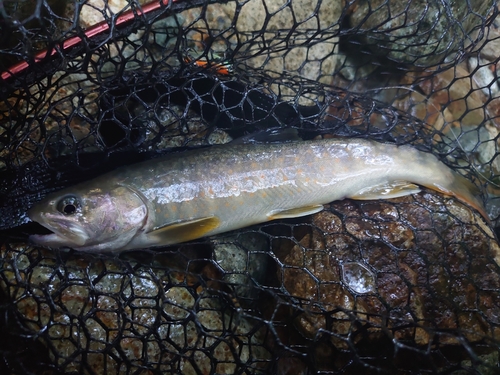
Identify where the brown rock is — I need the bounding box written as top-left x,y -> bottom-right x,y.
274,190 -> 500,369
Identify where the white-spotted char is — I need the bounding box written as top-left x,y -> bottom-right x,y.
28,138 -> 487,252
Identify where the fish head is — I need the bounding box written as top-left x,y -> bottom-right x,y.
28,185 -> 148,252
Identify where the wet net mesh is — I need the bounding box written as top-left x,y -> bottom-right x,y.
1,0 -> 500,374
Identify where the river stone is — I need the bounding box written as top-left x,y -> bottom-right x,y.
348,0 -> 495,67
0,245 -> 271,374
179,0 -> 342,102
272,190 -> 500,372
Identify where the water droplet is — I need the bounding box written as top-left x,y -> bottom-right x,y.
341,262 -> 376,294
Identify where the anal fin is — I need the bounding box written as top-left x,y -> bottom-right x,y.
350,181 -> 421,200
147,216 -> 221,245
267,204 -> 324,220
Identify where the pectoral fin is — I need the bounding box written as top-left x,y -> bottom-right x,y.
147,216 -> 221,244
350,181 -> 421,200
267,205 -> 324,220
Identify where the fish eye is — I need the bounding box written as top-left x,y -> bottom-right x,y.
57,196 -> 81,215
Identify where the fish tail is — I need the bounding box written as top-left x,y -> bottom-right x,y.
426,172 -> 490,223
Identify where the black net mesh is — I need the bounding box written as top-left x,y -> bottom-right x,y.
1,0 -> 500,373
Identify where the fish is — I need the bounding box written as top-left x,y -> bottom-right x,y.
28,138 -> 487,252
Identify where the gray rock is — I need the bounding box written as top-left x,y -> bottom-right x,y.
212,232 -> 269,299
0,245 -> 271,374
349,0 -> 495,67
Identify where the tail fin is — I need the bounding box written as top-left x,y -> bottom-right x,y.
426,172 -> 490,224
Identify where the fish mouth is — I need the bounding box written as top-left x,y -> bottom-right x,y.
28,211 -> 89,248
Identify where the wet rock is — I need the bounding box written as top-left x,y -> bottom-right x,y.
179,0 -> 343,101
130,103 -> 216,150
417,63 -> 486,126
349,0 -> 495,67
81,0 -> 182,75
272,191 -> 500,371
79,0 -> 133,28
476,15 -> 500,62
211,232 -> 269,300
0,245 -> 271,374
468,56 -> 500,97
